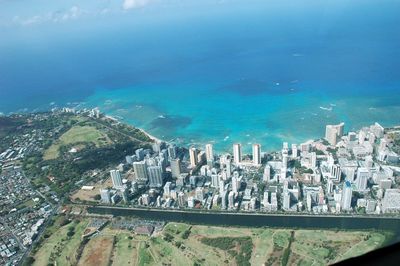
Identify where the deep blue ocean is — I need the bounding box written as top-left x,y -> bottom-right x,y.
1,0 -> 400,152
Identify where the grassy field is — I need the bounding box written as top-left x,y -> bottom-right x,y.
31,219 -> 390,266
44,125 -> 111,160
33,219 -> 89,266
111,233 -> 138,266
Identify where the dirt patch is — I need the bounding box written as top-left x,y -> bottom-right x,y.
78,236 -> 115,266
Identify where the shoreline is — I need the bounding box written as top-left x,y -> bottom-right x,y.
138,127 -> 163,143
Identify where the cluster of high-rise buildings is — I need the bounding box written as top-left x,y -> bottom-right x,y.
99,121 -> 400,215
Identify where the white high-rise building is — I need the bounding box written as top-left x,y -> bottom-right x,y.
148,166 -> 163,188
342,166 -> 357,182
291,144 -> 298,158
221,191 -> 228,210
282,142 -> 289,167
167,145 -> 177,160
283,191 -> 290,210
330,164 -> 342,183
336,122 -> 345,137
163,182 -> 172,197
225,159 -> 232,178
325,126 -> 338,146
100,189 -> 111,204
283,142 -> 289,153
177,192 -> 186,207
110,170 -> 123,189
211,174 -> 220,188
356,168 -> 369,191
310,152 -> 317,168
282,153 -> 288,168
187,196 -> 195,208
133,161 -> 148,183
341,181 -> 353,210
370,122 -> 384,138
189,147 -> 198,168
252,144 -> 261,165
200,165 -> 210,176
233,143 -> 242,164
195,187 -> 204,201
170,159 -> 181,178
228,191 -> 235,209
327,179 -> 334,194
232,176 -> 240,193
325,122 -> 345,146
219,180 -> 225,195
197,151 -> 206,164
263,165 -> 271,182
205,144 -> 214,162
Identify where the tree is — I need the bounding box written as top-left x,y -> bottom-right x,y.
22,256 -> 35,266
93,194 -> 101,201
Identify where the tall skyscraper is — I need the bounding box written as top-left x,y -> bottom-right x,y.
205,144 -> 214,162
110,170 -> 123,189
135,148 -> 145,161
330,164 -> 342,183
211,174 -> 220,188
233,143 -> 242,164
325,126 -> 338,146
306,193 -> 313,211
225,159 -> 232,178
148,166 -> 163,188
263,165 -> 271,182
177,192 -> 186,207
283,191 -> 290,210
133,161 -> 148,183
157,156 -> 167,173
232,176 -> 240,193
291,144 -> 298,158
195,187 -> 204,201
197,151 -> 206,164
327,179 -> 334,194
252,144 -> 261,165
282,142 -> 289,168
125,155 -> 134,164
356,167 -> 369,191
310,152 -> 317,168
282,153 -> 288,168
221,191 -> 228,210
325,122 -> 345,146
163,182 -> 172,197
282,142 -> 289,154
167,145 -> 177,160
228,191 -> 235,209
189,147 -> 198,168
341,181 -> 353,210
170,158 -> 181,178
100,189 -> 111,204
219,180 -> 225,195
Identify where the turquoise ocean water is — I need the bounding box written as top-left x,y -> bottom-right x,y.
1,0 -> 400,152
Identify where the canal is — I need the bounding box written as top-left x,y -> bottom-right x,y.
88,206 -> 400,234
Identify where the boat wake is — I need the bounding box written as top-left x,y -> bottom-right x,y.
319,106 -> 333,111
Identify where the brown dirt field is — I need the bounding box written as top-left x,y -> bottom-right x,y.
71,178 -> 113,202
78,236 -> 114,266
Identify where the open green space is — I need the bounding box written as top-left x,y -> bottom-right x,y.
44,125 -> 111,160
28,218 -> 391,266
33,218 -> 89,266
112,233 -> 138,266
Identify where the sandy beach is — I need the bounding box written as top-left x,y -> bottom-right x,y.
139,128 -> 163,143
